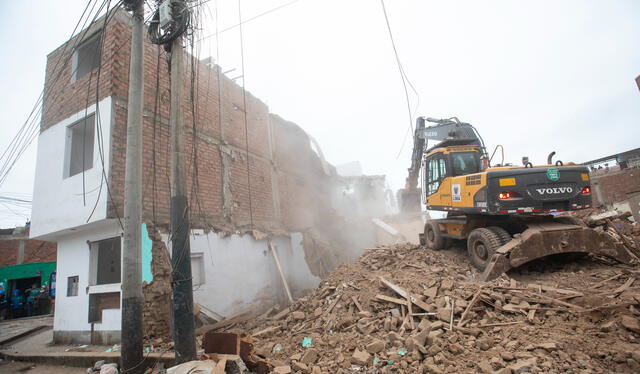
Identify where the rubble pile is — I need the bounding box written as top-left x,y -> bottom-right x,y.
143,225 -> 173,341
205,241 -> 640,373
566,209 -> 640,260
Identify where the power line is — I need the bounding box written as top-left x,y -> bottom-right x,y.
0,0 -> 113,188
198,0 -> 302,43
379,0 -> 419,159
0,196 -> 32,204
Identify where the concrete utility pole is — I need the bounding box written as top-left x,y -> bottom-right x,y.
121,0 -> 144,373
169,34 -> 197,363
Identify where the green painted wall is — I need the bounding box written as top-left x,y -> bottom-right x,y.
141,223 -> 153,283
0,261 -> 56,289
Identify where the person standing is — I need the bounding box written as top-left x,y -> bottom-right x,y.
11,289 -> 24,318
0,286 -> 7,320
25,283 -> 40,317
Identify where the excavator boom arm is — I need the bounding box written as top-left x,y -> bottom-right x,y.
405,117 -> 486,189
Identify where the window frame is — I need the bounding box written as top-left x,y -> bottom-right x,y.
64,113 -> 96,179
450,151 -> 480,176
71,30 -> 103,83
67,275 -> 79,297
88,236 -> 122,286
425,153 -> 448,196
191,253 -> 206,287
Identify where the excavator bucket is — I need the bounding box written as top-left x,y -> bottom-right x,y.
397,188 -> 421,214
480,222 -> 634,281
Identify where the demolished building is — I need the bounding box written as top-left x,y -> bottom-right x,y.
29,10 -> 379,344
584,147 -> 640,222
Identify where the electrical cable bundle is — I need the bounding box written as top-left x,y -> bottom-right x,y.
148,0 -> 191,47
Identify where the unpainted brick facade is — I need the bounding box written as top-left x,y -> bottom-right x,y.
42,10 -> 337,234
592,168 -> 640,207
0,228 -> 57,268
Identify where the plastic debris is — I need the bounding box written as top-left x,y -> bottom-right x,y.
302,337 -> 313,348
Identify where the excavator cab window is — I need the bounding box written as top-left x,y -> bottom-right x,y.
425,154 -> 447,195
451,152 -> 480,176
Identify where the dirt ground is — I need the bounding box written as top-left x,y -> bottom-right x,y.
0,360 -> 87,373
214,242 -> 640,374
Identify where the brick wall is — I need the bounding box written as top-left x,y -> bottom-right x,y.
42,10 -> 337,234
592,168 -> 640,206
0,228 -> 57,268
0,240 -> 18,268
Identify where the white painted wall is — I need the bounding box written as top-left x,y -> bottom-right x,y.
171,231 -> 321,318
54,220 -> 122,333
31,97 -> 113,239
53,225 -> 319,337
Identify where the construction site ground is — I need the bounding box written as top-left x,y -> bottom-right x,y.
0,323 -> 174,370
214,240 -> 640,374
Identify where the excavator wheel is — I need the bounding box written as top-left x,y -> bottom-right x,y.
467,228 -> 502,271
424,221 -> 445,250
488,226 -> 512,246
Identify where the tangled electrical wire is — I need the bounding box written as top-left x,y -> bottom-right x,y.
148,0 -> 191,48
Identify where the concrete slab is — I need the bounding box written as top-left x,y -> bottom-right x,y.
0,326 -> 176,368
0,360 -> 87,374
0,316 -> 53,346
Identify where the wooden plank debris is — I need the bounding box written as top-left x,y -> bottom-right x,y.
270,307 -> 290,321
610,277 -> 636,297
379,276 -> 432,312
526,284 -> 584,296
351,296 -> 364,312
406,294 -> 415,330
323,293 -> 343,316
476,321 -> 523,328
269,241 -> 294,303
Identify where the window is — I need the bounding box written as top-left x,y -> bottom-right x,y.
191,253 -> 205,286
65,114 -> 95,178
426,156 -> 447,195
72,31 -> 102,82
89,237 -> 121,286
451,152 -> 479,176
88,292 -> 120,323
67,276 -> 79,296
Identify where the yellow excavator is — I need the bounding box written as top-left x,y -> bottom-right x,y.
398,117 -> 631,280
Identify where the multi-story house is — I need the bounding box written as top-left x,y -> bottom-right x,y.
30,9 -> 346,344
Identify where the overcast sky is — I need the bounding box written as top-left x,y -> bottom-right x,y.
0,0 -> 639,227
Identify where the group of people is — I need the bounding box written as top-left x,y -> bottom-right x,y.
0,283 -> 53,319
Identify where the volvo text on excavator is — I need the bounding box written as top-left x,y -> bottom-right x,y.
398,116 -> 632,280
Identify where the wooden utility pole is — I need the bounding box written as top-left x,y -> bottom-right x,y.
121,0 -> 144,372
169,34 -> 196,363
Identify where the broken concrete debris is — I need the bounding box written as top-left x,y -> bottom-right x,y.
87,361 -> 119,374
186,239 -> 640,373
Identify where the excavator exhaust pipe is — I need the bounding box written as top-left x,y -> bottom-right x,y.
479,222 -> 634,282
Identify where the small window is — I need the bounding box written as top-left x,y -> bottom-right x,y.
73,31 -> 102,82
67,276 -> 79,297
191,253 -> 205,286
451,152 -> 479,176
90,237 -> 121,286
66,114 -> 95,178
